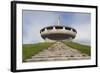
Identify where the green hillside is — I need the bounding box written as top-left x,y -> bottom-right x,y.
23,41 -> 91,62
22,42 -> 54,62
63,41 -> 91,56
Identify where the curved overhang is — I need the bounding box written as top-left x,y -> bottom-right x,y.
40,25 -> 77,41
40,25 -> 77,33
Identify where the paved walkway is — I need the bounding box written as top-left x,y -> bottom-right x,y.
26,42 -> 90,62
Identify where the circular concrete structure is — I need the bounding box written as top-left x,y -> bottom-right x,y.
40,25 -> 77,41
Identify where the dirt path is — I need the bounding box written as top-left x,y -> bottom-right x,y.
26,42 -> 90,62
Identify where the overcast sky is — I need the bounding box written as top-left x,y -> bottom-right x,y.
22,10 -> 91,45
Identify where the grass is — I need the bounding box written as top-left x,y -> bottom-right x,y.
22,42 -> 54,62
23,41 -> 91,62
63,41 -> 91,56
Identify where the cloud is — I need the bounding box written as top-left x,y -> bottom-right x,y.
22,10 -> 91,45
22,10 -> 59,44
72,23 -> 91,45
69,13 -> 91,45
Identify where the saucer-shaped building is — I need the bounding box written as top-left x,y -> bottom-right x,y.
40,17 -> 77,42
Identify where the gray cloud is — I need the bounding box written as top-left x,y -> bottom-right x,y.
22,10 -> 91,45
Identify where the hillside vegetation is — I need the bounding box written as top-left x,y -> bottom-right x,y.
23,41 -> 91,62
23,42 -> 54,62
63,41 -> 91,56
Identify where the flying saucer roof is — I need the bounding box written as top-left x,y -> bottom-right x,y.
40,25 -> 77,40
40,16 -> 77,41
40,25 -> 77,33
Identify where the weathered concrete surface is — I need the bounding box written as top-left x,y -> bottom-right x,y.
26,42 -> 90,62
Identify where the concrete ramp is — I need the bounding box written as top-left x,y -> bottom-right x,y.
26,42 -> 90,62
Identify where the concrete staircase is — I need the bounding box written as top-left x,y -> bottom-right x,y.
26,42 -> 90,62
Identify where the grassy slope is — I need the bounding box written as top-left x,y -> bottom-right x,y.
23,41 -> 91,61
23,42 -> 54,61
63,41 -> 91,56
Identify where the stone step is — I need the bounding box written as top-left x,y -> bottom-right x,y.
26,42 -> 90,62
26,56 -> 90,62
